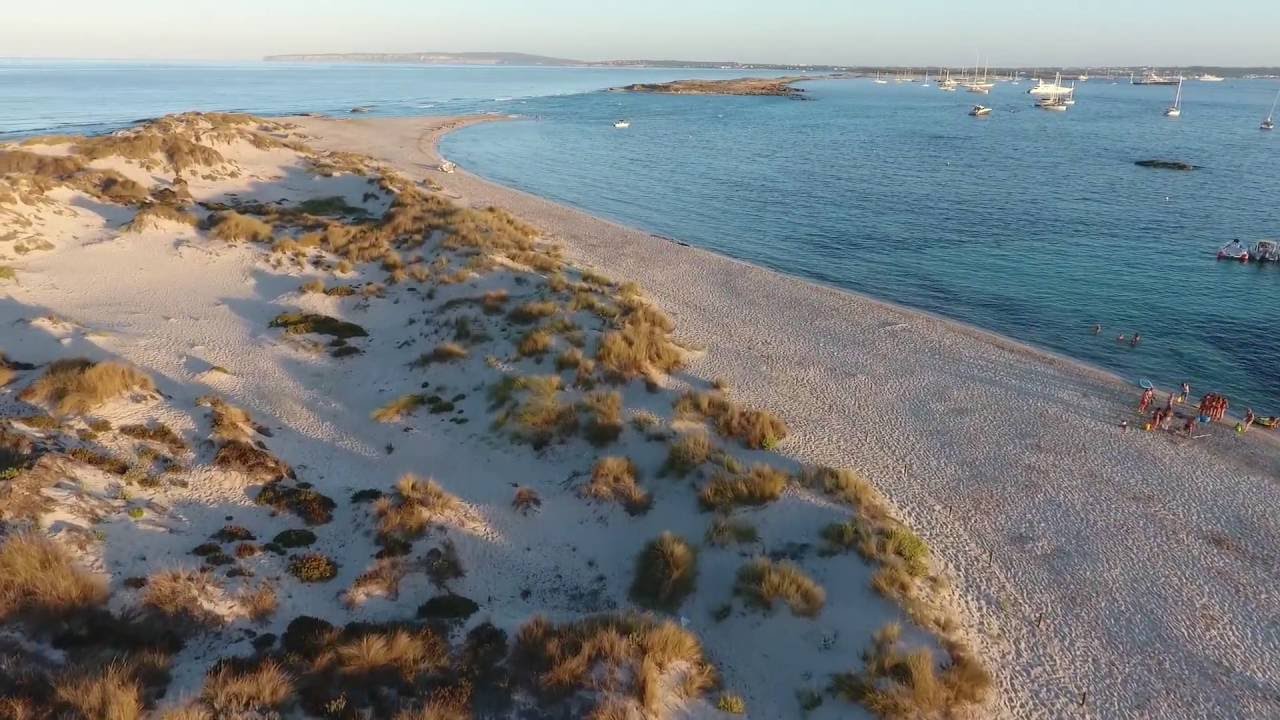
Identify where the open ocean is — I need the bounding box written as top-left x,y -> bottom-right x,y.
4,61 -> 1279,412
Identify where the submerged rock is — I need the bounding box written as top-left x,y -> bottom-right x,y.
1135,159 -> 1199,171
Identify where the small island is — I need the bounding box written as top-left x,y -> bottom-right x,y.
611,76 -> 814,98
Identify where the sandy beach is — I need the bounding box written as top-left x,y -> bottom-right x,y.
293,115 -> 1280,718
0,111 -> 1275,720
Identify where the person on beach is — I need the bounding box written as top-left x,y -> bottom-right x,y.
1183,415 -> 1198,437
1166,392 -> 1176,411
1139,388 -> 1155,413
1179,383 -> 1190,403
1219,397 -> 1229,422
1243,408 -> 1256,431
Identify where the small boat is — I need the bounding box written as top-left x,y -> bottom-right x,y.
613,120 -> 631,129
1262,88 -> 1279,130
1076,73 -> 1091,82
1164,78 -> 1184,118
873,72 -> 888,85
1133,71 -> 1180,86
1028,74 -> 1074,97
969,105 -> 992,117
1250,239 -> 1280,262
1217,239 -> 1250,262
1198,73 -> 1225,82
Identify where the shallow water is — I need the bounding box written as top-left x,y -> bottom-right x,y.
4,61 -> 1279,411
442,78 -> 1280,413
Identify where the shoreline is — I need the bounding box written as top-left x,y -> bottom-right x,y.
293,114 -> 1280,718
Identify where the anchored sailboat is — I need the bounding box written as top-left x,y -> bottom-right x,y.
1164,78 -> 1183,118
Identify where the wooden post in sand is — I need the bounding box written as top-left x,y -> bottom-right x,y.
1080,690 -> 1087,708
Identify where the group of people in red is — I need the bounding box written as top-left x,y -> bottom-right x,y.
1135,383 -> 1276,436
1199,393 -> 1229,422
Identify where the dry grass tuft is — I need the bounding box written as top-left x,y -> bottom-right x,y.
373,394 -> 427,423
583,456 -> 651,515
513,612 -> 716,716
206,211 -> 274,242
511,486 -> 543,515
19,358 -> 154,416
706,517 -> 759,547
698,465 -> 790,512
509,300 -> 559,324
517,329 -> 554,357
375,474 -> 461,543
240,583 -> 279,622
315,627 -> 450,683
831,624 -> 991,719
0,533 -> 107,626
596,307 -> 684,380
734,558 -> 825,618
119,422 -> 186,452
630,533 -> 698,611
675,391 -> 787,450
665,431 -> 712,477
123,203 -> 199,233
416,342 -> 468,365
580,390 -> 623,446
142,569 -> 221,628
490,375 -> 578,447
202,660 -> 294,715
55,662 -> 145,720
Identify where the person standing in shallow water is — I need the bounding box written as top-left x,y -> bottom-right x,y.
1130,334 -> 1141,348
1093,324 -> 1102,335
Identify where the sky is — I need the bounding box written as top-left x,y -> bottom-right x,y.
1,0 -> 1274,67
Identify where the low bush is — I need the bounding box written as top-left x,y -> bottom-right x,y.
491,375 -> 577,448
142,569 -> 221,627
256,482 -> 336,525
119,422 -> 187,452
269,312 -> 367,339
734,558 -> 825,618
289,553 -> 338,583
214,440 -> 293,482
630,532 -> 698,612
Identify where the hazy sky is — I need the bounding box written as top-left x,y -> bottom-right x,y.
1,0 -> 1273,66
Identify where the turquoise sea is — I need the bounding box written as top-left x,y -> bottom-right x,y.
4,61 -> 1279,412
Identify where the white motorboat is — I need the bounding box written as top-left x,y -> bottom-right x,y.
1133,71 -> 1180,86
613,120 -> 631,129
969,105 -> 992,117
1076,73 -> 1091,82
1164,78 -> 1183,117
1250,239 -> 1280,263
1198,74 -> 1225,82
1028,76 -> 1073,97
1217,240 -> 1250,262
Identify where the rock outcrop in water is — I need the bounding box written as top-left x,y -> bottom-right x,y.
1135,159 -> 1199,171
611,76 -> 814,98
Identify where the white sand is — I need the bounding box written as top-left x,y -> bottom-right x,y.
288,115 -> 1280,719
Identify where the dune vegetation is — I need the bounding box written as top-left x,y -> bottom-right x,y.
0,112 -> 990,720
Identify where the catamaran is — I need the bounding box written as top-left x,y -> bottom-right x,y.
1262,88 -> 1279,130
1251,239 -> 1280,263
1217,240 -> 1250,262
1164,78 -> 1183,118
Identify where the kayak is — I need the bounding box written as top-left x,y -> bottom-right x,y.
1138,379 -> 1154,390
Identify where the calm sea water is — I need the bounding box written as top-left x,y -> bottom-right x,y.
4,62 -> 1279,412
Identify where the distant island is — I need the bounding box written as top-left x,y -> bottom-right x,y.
611,76 -> 815,98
